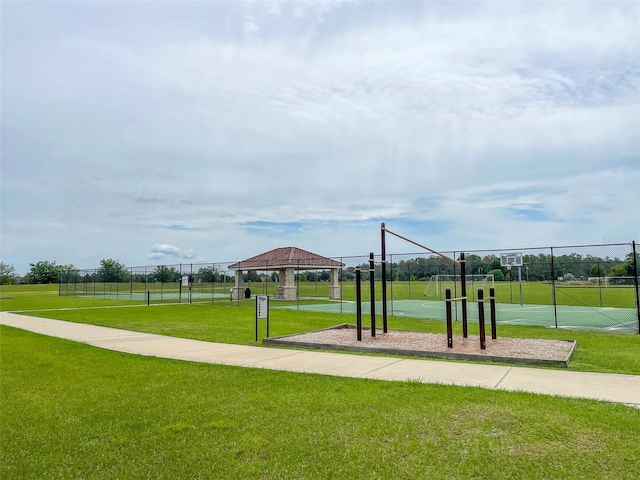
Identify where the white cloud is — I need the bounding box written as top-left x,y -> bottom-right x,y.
242,15 -> 259,37
146,244 -> 203,263
1,1 -> 638,274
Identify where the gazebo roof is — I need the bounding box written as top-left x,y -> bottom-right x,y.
229,247 -> 344,270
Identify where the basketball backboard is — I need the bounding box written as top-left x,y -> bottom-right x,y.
500,252 -> 523,267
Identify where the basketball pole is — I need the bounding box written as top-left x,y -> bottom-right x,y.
380,223 -> 388,333
518,265 -> 523,306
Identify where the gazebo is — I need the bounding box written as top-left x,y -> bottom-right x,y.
228,247 -> 345,300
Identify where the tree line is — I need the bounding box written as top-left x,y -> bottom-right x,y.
3,250 -> 637,285
345,252 -> 638,282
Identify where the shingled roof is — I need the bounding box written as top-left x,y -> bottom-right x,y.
229,247 -> 344,270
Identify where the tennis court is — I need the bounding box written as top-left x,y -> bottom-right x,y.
274,299 -> 639,334
78,292 -> 231,302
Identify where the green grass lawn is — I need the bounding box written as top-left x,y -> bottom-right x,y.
2,326 -> 639,480
52,277 -> 639,308
2,284 -> 640,375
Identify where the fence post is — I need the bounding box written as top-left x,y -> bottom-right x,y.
550,247 -> 558,329
356,266 -> 362,341
445,288 -> 453,348
369,252 -> 376,337
633,241 -> 639,334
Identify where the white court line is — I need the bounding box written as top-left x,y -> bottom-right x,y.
496,305 -> 546,312
605,321 -> 637,331
420,303 -> 442,309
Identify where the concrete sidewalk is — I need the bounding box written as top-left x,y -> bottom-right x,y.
2,311 -> 639,407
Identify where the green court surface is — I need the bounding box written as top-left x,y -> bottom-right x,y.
274,300 -> 639,334
78,292 -> 230,301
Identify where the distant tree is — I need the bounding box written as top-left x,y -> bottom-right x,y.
25,261 -> 60,284
97,259 -> 129,282
488,268 -> 505,282
131,273 -> 148,283
486,256 -> 502,272
623,252 -> 639,276
0,261 -> 16,284
339,267 -> 355,281
246,270 -> 261,283
608,265 -> 627,277
58,264 -> 80,283
464,254 -> 484,274
590,264 -> 605,277
197,266 -> 215,283
151,265 -> 180,283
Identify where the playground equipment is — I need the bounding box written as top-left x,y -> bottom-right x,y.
380,222 -> 470,338
445,286 -> 497,350
353,222 -> 499,348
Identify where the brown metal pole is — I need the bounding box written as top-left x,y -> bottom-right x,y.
446,288 -> 453,348
356,266 -> 362,341
369,252 -> 376,337
490,286 -> 497,340
550,247 -> 558,329
460,252 -> 468,338
383,227 -> 460,264
381,223 -> 388,333
632,241 -> 639,334
478,288 -> 486,350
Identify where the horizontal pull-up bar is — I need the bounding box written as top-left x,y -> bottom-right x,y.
381,225 -> 460,264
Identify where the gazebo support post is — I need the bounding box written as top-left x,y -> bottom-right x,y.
233,270 -> 244,300
329,269 -> 340,299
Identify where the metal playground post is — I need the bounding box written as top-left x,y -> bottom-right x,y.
381,222 -> 464,336
369,252 -> 376,337
355,266 -> 362,341
490,286 -> 497,340
445,288 -> 453,348
460,252 -> 468,338
478,288 -> 486,350
380,223 -> 388,333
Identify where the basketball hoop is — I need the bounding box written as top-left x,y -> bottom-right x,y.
500,252 -> 523,271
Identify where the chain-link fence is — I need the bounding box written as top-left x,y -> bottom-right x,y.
59,242 -> 639,333
59,263 -> 239,304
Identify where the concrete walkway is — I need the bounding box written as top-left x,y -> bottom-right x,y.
2,312 -> 639,407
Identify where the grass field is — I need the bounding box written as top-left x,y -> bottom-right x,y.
54,279 -> 640,333
2,284 -> 640,479
2,284 -> 640,374
56,278 -> 639,308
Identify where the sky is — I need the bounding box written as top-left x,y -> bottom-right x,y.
1,0 -> 639,275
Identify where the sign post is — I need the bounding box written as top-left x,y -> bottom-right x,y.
255,295 -> 270,342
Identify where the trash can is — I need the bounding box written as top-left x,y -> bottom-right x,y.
244,287 -> 251,299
